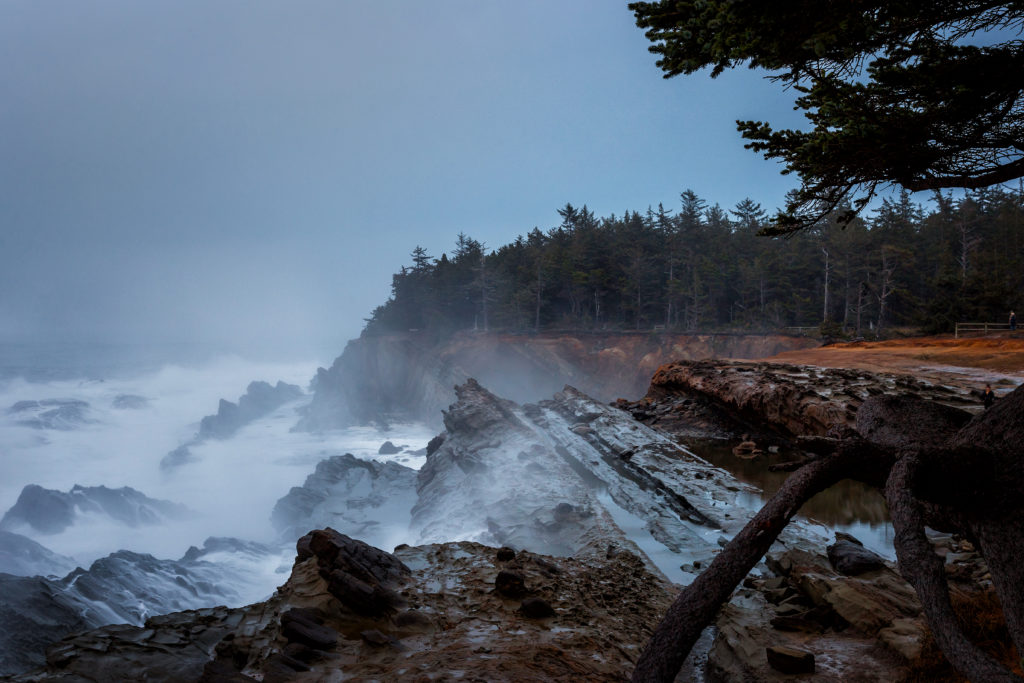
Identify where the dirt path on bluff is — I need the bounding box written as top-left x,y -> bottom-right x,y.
759,335 -> 1024,392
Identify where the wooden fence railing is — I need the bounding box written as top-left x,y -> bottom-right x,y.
954,322 -> 1013,338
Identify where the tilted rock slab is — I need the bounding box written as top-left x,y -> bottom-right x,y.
412,379 -> 826,586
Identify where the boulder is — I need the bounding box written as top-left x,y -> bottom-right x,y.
377,440 -> 402,455
827,538 -> 887,576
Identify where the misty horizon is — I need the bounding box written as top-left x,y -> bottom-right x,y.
1,1 -> 807,353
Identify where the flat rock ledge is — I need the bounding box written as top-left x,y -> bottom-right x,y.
618,359 -> 979,440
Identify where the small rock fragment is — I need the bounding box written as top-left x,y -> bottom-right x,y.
766,645 -> 815,674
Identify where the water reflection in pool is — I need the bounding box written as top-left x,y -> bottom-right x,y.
684,438 -> 895,558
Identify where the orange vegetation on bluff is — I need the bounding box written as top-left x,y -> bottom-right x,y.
763,335 -> 1024,386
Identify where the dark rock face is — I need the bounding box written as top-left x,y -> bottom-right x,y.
0,573 -> 94,676
7,399 -> 93,430
0,547 -> 248,675
828,538 -> 887,576
519,597 -> 555,618
0,531 -> 76,577
161,380 -> 304,470
280,608 -> 336,650
198,381 -> 303,440
377,440 -> 402,455
494,569 -> 527,597
0,484 -> 192,535
270,454 -> 417,545
297,528 -> 410,619
44,607 -> 245,683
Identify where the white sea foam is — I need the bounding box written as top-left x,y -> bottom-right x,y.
0,354 -> 435,588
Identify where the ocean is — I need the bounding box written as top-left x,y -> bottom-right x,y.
0,341 -> 434,603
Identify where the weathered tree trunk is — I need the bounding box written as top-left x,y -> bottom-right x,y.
886,453 -> 1021,682
633,387 -> 1024,683
632,446 -> 865,682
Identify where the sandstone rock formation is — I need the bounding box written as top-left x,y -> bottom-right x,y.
7,530 -> 677,682
619,359 -> 978,440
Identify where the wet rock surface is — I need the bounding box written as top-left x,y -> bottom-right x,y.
271,454 -> 417,546
0,546 -> 251,676
0,484 -> 193,536
161,380 -> 304,469
6,531 -> 676,682
0,531 -> 77,578
4,366 -> 1005,681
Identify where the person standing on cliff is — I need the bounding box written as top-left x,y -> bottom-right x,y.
1010,311 -> 1017,331
983,384 -> 996,409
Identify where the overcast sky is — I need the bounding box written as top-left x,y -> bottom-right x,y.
1,0 -> 805,358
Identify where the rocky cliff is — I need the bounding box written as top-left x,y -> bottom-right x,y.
6,368 -> 988,681
298,330 -> 819,429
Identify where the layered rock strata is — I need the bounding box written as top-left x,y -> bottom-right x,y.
619,359 -> 979,440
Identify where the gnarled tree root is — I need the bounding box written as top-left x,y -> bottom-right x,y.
631,446 -> 862,682
886,453 -> 1022,682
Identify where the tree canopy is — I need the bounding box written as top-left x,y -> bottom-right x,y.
629,1 -> 1024,234
364,186 -> 1024,339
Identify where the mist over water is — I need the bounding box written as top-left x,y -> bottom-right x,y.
0,342 -> 434,601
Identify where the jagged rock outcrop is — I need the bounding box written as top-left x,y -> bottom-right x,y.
0,531 -> 76,578
9,530 -> 677,682
0,484 -> 193,535
198,381 -> 304,439
412,378 -> 828,587
7,399 -> 93,430
0,541 -> 262,676
619,359 -> 979,440
297,330 -> 818,429
271,454 -> 418,546
161,380 -> 304,469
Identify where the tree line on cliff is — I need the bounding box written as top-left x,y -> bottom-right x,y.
363,185 -> 1024,338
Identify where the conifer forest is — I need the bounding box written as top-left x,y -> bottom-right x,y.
365,186 -> 1024,338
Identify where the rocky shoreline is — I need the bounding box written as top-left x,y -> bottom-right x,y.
3,353 -> 1014,681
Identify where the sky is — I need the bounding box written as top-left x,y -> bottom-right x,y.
1,0 -> 806,359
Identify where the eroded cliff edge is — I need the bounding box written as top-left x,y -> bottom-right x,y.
297,330 -> 818,429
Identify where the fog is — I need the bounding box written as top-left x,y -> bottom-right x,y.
0,354 -> 434,603
0,0 -> 803,352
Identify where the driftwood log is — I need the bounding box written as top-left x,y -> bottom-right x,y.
633,385 -> 1024,682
